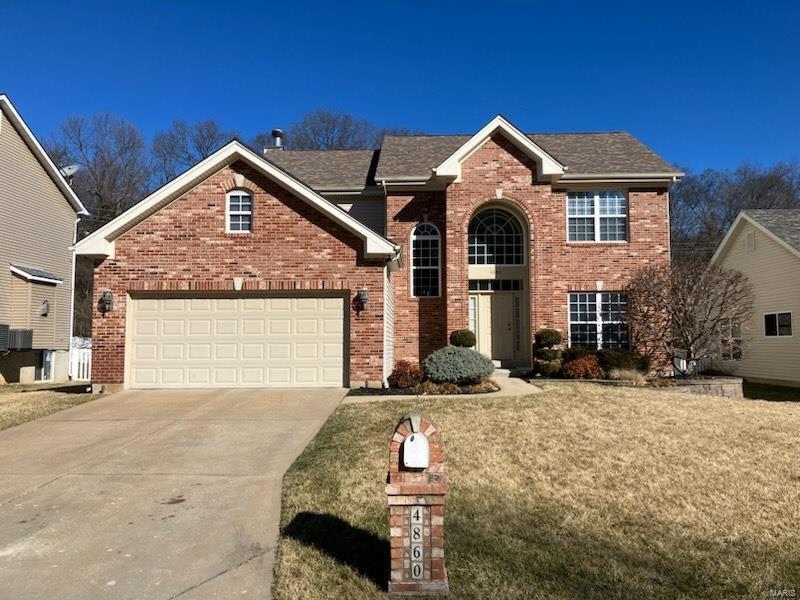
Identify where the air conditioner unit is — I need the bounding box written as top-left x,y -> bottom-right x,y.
0,324 -> 8,352
8,329 -> 33,351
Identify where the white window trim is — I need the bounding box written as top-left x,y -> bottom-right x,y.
226,190 -> 252,234
567,291 -> 628,349
410,223 -> 442,298
763,311 -> 793,338
566,191 -> 629,244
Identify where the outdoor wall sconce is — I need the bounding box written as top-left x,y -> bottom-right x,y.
353,288 -> 369,315
98,290 -> 113,315
40,300 -> 50,317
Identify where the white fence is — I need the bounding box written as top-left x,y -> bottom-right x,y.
672,355 -> 712,375
70,337 -> 92,381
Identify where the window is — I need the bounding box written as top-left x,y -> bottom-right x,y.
411,223 -> 440,297
468,209 -> 524,265
720,320 -> 743,360
568,292 -> 629,349
567,191 -> 627,242
226,191 -> 252,232
468,279 -> 522,292
765,312 -> 792,337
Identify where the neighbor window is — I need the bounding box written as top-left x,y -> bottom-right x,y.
411,223 -> 440,297
226,191 -> 252,232
720,319 -> 743,360
765,312 -> 792,337
567,191 -> 627,242
568,292 -> 629,349
468,208 -> 524,265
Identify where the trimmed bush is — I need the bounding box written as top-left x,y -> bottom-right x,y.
535,360 -> 561,377
598,348 -> 651,374
561,346 -> 596,362
534,328 -> 562,348
422,346 -> 494,385
562,354 -> 604,379
449,329 -> 477,348
534,348 -> 561,362
387,360 -> 424,389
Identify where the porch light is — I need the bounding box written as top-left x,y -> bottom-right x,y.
40,300 -> 50,316
98,290 -> 113,315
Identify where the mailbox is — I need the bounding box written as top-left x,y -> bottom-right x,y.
402,433 -> 430,469
386,413 -> 449,596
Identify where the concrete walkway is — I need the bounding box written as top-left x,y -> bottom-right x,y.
0,388 -> 344,600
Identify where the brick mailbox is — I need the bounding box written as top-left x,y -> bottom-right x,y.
386,413 -> 449,595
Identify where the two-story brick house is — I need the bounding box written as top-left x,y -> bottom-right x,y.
76,116 -> 680,390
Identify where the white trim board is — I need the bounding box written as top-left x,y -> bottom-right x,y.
9,265 -> 63,284
0,94 -> 88,215
433,115 -> 566,183
74,140 -> 399,260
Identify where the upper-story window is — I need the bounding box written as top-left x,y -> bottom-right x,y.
567,191 -> 627,242
411,223 -> 440,297
226,191 -> 252,233
468,208 -> 524,265
765,312 -> 792,337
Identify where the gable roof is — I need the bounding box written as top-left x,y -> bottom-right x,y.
264,148 -> 379,190
10,264 -> 63,284
711,209 -> 800,263
0,94 -> 88,215
375,130 -> 681,182
74,140 -> 398,259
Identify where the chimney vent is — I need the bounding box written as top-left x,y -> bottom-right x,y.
272,128 -> 284,149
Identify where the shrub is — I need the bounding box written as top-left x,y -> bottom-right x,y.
388,360 -> 424,389
598,348 -> 651,374
449,329 -> 476,348
609,368 -> 647,386
534,348 -> 561,362
414,380 -> 460,395
422,346 -> 494,385
561,346 -> 596,362
534,328 -> 562,348
535,360 -> 561,377
561,354 -> 604,379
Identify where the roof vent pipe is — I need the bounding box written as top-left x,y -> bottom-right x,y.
272,128 -> 284,149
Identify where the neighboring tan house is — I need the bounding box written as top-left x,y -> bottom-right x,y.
0,94 -> 88,383
710,209 -> 800,387
75,115 -> 681,390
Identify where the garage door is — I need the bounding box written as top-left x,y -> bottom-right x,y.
127,296 -> 345,388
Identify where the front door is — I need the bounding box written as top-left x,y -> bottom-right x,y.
470,291 -> 521,362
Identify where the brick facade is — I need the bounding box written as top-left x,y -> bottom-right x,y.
388,134 -> 670,362
91,161 -> 385,386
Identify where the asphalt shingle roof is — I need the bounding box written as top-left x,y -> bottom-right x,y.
264,149 -> 379,189
259,131 -> 679,190
11,265 -> 62,282
743,209 -> 800,254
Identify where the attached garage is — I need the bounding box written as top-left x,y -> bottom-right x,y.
127,296 -> 346,388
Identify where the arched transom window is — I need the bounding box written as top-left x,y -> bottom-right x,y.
468,208 -> 524,265
411,223 -> 440,297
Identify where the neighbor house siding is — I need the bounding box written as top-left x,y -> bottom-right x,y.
713,222 -> 800,385
91,161 -> 386,387
0,109 -> 75,351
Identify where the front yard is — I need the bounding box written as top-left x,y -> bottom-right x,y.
274,382 -> 800,599
0,383 -> 94,431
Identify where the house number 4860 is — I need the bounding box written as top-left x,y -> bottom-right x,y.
410,505 -> 424,579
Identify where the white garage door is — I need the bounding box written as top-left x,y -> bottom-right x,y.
127,296 -> 345,388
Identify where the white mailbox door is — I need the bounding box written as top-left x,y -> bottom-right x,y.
403,433 -> 430,469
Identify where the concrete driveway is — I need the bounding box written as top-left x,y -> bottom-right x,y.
0,388 -> 344,599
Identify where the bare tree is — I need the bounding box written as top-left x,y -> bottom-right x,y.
671,162 -> 800,263
152,119 -> 237,183
47,113 -> 151,236
627,262 -> 754,374
285,110 -> 376,150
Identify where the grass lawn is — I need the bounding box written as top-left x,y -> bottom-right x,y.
274,382 -> 800,599
0,383 -> 94,431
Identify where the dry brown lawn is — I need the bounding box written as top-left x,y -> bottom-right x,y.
274,382 -> 800,599
0,383 -> 94,430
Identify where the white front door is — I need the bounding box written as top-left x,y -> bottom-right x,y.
127,296 -> 345,388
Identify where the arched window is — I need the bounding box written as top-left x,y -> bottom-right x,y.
226,190 -> 252,232
411,223 -> 440,297
468,208 -> 524,265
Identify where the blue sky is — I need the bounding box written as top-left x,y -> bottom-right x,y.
2,1 -> 798,172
